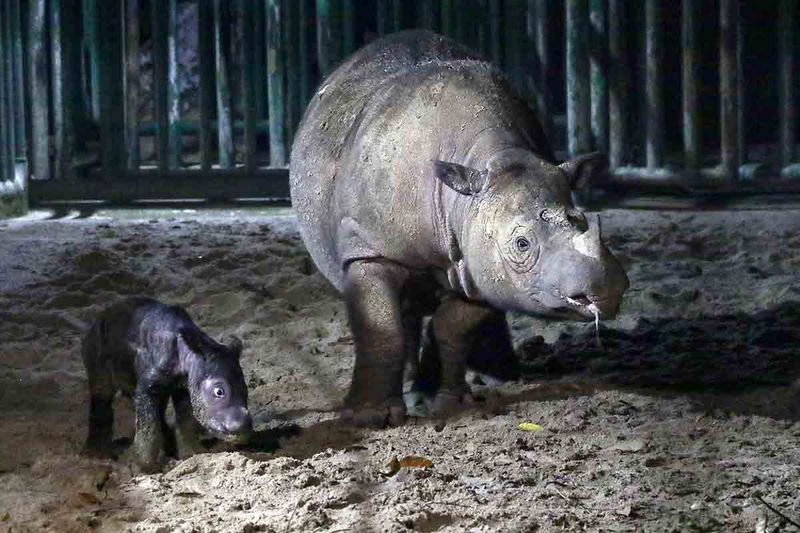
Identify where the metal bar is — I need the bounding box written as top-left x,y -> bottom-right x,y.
681,0 -> 699,170
778,0 -> 795,168
441,0 -> 453,37
285,0 -> 301,144
214,0 -> 234,168
376,0 -> 391,35
489,0 -> 502,65
198,0 -> 214,171
125,0 -> 141,170
504,0 -> 524,92
51,0 -> 81,180
719,0 -> 739,181
167,0 -> 182,168
608,0 -> 627,168
267,0 -> 287,166
29,170 -> 292,203
566,0 -> 591,156
97,0 -> 125,174
393,0 -> 404,32
252,0 -> 267,121
82,0 -> 100,120
299,0 -> 313,107
589,0 -> 608,154
242,0 -> 257,172
29,0 -> 49,180
644,0 -> 663,169
51,0 -> 63,177
151,0 -> 169,170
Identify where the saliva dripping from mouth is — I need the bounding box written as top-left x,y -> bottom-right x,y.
565,297 -> 604,350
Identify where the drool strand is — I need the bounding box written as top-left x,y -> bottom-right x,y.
588,303 -> 603,350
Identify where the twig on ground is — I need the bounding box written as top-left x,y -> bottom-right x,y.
756,495 -> 800,530
284,497 -> 301,533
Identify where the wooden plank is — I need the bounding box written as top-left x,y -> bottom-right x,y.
530,0 -> 552,140
644,0 -> 663,169
418,0 -> 439,31
29,170 -> 292,203
608,0 -> 627,168
82,0 -> 100,120
125,0 -> 141,170
342,0 -> 355,56
214,0 -> 234,168
198,0 -> 215,171
503,0 -> 524,92
242,0 -> 257,172
719,0 -> 739,181
267,0 -> 287,166
589,0 -> 608,154
167,0 -> 182,169
778,0 -> 795,167
51,0 -> 82,180
316,0 -> 342,77
9,0 -> 26,160
376,0 -> 391,35
0,0 -> 8,185
489,0 -> 502,65
681,0 -> 699,170
29,0 -> 49,180
566,0 -> 591,156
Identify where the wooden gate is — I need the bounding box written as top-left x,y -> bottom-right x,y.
4,0 -> 800,207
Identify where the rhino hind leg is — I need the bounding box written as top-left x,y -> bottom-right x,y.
341,259 -> 411,427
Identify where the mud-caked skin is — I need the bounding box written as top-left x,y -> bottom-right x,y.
290,31 -> 630,427
82,297 -> 252,472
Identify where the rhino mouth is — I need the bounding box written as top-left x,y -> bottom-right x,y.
552,290 -> 606,320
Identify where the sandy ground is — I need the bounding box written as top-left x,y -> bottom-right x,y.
0,205 -> 798,532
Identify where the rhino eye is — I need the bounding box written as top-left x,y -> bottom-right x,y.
515,236 -> 531,253
213,387 -> 226,398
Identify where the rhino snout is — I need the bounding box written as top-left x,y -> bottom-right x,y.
211,407 -> 253,440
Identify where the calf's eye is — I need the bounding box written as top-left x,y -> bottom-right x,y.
213,387 -> 226,398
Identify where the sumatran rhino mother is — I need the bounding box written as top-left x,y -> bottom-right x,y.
290,31 -> 629,426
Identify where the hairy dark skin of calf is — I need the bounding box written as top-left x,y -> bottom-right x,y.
82,297 -> 252,473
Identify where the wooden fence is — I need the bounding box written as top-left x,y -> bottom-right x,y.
0,0 -> 797,207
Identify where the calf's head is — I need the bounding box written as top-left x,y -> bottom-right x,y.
434,150 -> 629,320
178,329 -> 252,442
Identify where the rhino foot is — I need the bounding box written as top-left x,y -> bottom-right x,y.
341,401 -> 406,428
430,389 -> 474,418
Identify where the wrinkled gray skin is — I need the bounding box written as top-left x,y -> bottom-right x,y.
82,297 -> 252,472
290,31 -> 629,427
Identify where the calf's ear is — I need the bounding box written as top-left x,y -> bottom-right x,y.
224,335 -> 243,359
177,327 -> 208,358
432,160 -> 488,195
559,152 -> 608,191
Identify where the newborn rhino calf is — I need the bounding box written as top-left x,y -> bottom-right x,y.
82,297 -> 252,472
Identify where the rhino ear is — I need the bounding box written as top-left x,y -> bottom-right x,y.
559,152 -> 608,191
178,327 -> 208,359
432,160 -> 488,195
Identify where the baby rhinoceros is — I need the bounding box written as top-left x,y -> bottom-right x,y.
82,297 -> 252,472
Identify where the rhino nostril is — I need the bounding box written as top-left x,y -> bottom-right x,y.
567,293 -> 592,307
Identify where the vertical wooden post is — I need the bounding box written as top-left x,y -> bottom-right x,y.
589,0 -> 608,154
125,0 -> 141,170
242,0 -> 257,171
198,0 -> 214,170
9,0 -> 26,161
51,0 -> 82,180
489,0 -> 502,65
267,0 -> 287,166
531,0 -> 552,140
252,0 -> 267,121
441,0 -> 453,37
316,0 -> 342,78
504,0 -> 524,93
681,0 -> 699,171
29,0 -> 49,180
286,0 -> 302,143
214,0 -> 234,168
151,0 -> 169,170
376,0 -> 390,35
342,0 -> 355,56
82,0 -> 100,120
97,0 -> 125,174
0,0 -> 8,185
167,0 -> 182,168
566,0 -> 591,156
299,0 -> 313,108
608,0 -> 627,168
418,0 -> 439,31
644,0 -> 663,169
719,0 -> 739,181
778,0 -> 795,168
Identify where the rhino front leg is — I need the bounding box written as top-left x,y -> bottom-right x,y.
429,297 -> 498,417
342,259 -> 410,427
